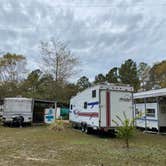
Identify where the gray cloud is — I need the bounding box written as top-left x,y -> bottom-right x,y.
0,0 -> 166,81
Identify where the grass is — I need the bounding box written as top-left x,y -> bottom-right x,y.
0,125 -> 166,166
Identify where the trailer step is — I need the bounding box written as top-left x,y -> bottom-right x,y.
143,130 -> 166,135
143,131 -> 158,134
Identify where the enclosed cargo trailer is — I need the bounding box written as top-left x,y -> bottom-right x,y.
2,97 -> 56,126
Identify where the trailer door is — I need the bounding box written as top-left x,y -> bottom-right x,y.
100,90 -> 111,127
110,91 -> 133,127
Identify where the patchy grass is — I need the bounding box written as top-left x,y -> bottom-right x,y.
0,125 -> 166,166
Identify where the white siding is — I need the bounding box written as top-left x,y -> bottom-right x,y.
135,103 -> 158,130
70,86 -> 100,128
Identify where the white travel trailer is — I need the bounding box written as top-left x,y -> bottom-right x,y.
70,83 -> 133,133
2,97 -> 56,126
134,88 -> 166,132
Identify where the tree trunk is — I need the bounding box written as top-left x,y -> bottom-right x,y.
55,55 -> 59,82
126,138 -> 129,149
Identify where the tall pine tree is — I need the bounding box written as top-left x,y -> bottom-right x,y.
119,59 -> 140,91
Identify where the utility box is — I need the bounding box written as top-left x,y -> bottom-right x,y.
60,108 -> 69,120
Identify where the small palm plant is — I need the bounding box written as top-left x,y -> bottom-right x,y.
112,112 -> 136,149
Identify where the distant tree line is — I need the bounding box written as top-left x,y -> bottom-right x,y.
78,59 -> 166,92
0,39 -> 166,104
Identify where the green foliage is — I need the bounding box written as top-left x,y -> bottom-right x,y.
20,70 -> 78,102
94,73 -> 106,84
62,83 -> 78,102
106,67 -> 119,83
148,60 -> 166,89
21,69 -> 42,97
113,112 -> 136,148
76,76 -> 91,91
119,59 -> 140,91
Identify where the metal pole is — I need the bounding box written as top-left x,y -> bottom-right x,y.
134,99 -> 137,127
156,97 -> 160,134
132,94 -> 136,126
144,98 -> 147,131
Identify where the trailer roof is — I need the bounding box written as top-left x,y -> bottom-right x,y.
34,99 -> 56,103
134,88 -> 166,99
4,97 -> 32,101
71,83 -> 133,99
4,97 -> 56,103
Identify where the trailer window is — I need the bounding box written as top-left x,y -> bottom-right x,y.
84,102 -> 87,109
135,108 -> 143,116
92,90 -> 96,98
146,109 -> 155,117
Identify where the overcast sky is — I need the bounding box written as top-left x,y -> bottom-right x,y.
0,0 -> 166,81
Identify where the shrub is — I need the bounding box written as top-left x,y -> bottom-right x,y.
112,112 -> 136,148
49,120 -> 65,131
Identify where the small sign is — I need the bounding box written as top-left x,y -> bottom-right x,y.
44,108 -> 55,124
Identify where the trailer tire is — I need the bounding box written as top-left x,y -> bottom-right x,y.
18,116 -> 24,127
12,116 -> 24,127
81,126 -> 85,132
3,122 -> 9,127
81,123 -> 87,132
72,122 -> 78,129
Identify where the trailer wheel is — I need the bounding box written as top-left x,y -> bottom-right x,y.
81,126 -> 85,132
72,122 -> 78,129
12,116 -> 24,127
3,122 -> 9,127
81,123 -> 87,132
84,127 -> 88,133
18,116 -> 24,127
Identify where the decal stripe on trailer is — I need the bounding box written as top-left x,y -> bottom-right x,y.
106,91 -> 110,127
78,112 -> 98,117
87,101 -> 99,108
